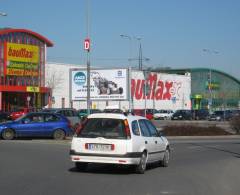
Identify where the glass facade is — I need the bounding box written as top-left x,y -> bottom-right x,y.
190,69 -> 240,110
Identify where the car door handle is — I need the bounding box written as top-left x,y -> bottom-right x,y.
155,141 -> 158,144
145,141 -> 148,144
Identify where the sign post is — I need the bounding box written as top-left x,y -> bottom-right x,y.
85,38 -> 91,115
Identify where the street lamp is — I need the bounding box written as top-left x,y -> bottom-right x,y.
202,48 -> 219,112
120,34 -> 133,112
0,12 -> 7,16
120,34 -> 132,67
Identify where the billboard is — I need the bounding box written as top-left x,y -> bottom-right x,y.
71,69 -> 128,100
4,42 -> 39,76
131,71 -> 191,110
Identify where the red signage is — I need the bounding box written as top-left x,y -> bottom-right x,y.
131,73 -> 182,100
84,38 -> 90,51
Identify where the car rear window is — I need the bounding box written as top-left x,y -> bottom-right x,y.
78,118 -> 127,139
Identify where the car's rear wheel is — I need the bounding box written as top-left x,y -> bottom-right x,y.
53,129 -> 65,140
75,162 -> 88,171
135,152 -> 147,174
2,128 -> 15,140
160,148 -> 170,167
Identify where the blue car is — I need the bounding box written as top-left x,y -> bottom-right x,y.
0,112 -> 73,140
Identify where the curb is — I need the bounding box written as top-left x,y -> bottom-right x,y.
166,135 -> 240,140
66,135 -> 240,140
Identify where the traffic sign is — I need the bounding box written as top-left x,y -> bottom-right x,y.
84,38 -> 90,51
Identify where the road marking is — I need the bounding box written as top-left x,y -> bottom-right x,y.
188,146 -> 202,149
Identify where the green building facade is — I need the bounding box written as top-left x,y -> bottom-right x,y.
153,68 -> 240,111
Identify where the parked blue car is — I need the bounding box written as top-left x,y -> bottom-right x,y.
0,112 -> 73,140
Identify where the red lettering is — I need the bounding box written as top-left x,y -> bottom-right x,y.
131,75 -> 175,102
8,47 -> 12,56
7,47 -> 34,59
155,81 -> 164,100
163,82 -> 173,100
134,79 -> 144,100
147,73 -> 157,100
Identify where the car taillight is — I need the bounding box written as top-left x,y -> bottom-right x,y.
123,119 -> 131,139
111,144 -> 115,150
75,118 -> 88,135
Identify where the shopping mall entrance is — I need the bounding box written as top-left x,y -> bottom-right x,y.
1,92 -> 47,112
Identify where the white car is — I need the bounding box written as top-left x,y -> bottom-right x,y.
70,113 -> 170,174
154,110 -> 174,120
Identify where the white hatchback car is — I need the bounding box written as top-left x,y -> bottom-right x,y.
70,113 -> 170,174
154,110 -> 174,120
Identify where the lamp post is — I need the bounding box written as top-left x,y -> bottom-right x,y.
136,37 -> 143,70
120,34 -> 133,112
120,34 -> 132,67
135,37 -> 150,70
202,48 -> 219,113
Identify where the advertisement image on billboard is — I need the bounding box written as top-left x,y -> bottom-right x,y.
71,69 -> 128,100
131,71 -> 191,110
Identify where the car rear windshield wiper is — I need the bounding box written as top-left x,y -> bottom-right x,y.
78,132 -> 101,138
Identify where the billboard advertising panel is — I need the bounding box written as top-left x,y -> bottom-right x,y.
4,42 -> 39,76
71,69 -> 128,100
131,71 -> 191,110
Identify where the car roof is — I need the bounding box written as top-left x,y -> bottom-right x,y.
26,112 -> 59,115
87,113 -> 146,120
43,108 -> 75,111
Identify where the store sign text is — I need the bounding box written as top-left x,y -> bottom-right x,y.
131,73 -> 182,100
6,68 -> 38,76
6,43 -> 39,63
4,42 -> 39,76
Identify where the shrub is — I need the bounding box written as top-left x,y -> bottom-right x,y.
162,125 -> 232,136
230,116 -> 240,134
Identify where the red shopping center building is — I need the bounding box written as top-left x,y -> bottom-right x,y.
0,28 -> 53,111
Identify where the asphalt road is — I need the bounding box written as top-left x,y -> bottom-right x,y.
0,138 -> 240,195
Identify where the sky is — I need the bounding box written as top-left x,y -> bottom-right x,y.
1,0 -> 240,79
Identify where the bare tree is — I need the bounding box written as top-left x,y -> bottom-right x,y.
45,70 -> 64,91
45,66 -> 65,107
45,67 -> 64,92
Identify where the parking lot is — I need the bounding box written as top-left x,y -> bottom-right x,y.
1,138 -> 240,195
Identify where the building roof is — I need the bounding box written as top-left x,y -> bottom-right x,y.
154,67 -> 240,85
0,28 -> 53,47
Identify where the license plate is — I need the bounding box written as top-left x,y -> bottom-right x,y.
88,144 -> 112,151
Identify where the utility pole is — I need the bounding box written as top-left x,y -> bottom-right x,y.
120,34 -> 133,112
85,0 -> 91,115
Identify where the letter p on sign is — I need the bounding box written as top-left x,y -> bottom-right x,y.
84,38 -> 90,51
